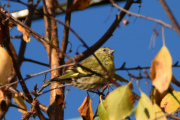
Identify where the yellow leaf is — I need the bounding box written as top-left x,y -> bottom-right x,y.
150,46 -> 172,93
12,92 -> 27,113
17,24 -> 30,42
160,90 -> 180,114
153,104 -> 167,120
0,47 -> 13,85
78,96 -> 93,120
66,0 -> 92,13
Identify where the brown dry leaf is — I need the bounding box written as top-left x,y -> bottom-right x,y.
66,0 -> 92,13
78,96 -> 93,120
150,45 -> 172,93
0,47 -> 13,85
17,24 -> 30,42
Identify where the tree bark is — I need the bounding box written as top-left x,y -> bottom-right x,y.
43,0 -> 64,119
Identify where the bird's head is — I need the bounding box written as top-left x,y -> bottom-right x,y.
95,47 -> 115,60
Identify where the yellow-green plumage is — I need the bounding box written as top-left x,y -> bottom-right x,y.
45,47 -> 115,91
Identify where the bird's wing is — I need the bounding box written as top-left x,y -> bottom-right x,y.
53,67 -> 79,80
80,55 -> 105,75
50,66 -> 93,82
80,55 -> 99,70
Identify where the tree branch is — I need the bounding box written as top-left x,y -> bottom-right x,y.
159,0 -> 180,36
17,0 -> 35,67
59,0 -> 73,70
65,0 -> 134,64
111,0 -> 173,28
43,0 -> 64,119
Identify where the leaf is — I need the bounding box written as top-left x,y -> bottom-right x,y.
93,116 -> 99,120
0,89 -> 5,103
98,98 -> 108,120
150,45 -> 172,93
153,104 -> 167,120
105,84 -> 133,120
113,73 -> 129,83
67,117 -> 83,120
17,24 -> 30,42
0,47 -> 13,85
150,85 -> 174,106
12,92 -> 27,113
160,90 -> 180,114
135,92 -> 166,120
66,0 -> 92,13
78,96 -> 93,120
135,92 -> 155,120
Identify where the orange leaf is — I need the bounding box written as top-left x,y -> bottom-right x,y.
17,24 -> 30,42
150,46 -> 172,93
66,0 -> 92,13
78,96 -> 93,120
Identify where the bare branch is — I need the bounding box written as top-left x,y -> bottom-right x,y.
159,0 -> 180,36
65,0 -> 134,64
59,0 -> 73,70
23,58 -> 49,67
110,0 -> 173,28
17,0 -> 34,67
5,85 -> 48,113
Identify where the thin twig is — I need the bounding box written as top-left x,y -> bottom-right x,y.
10,103 -> 27,112
10,35 -> 22,39
153,108 -> 180,120
116,61 -> 180,71
27,63 -> 76,77
23,58 -> 49,67
159,0 -> 180,36
39,84 -> 71,96
110,0 -> 173,29
59,0 -> 73,70
17,0 -> 34,67
162,26 -> 165,46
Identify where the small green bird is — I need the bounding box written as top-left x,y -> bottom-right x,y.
45,47 -> 115,91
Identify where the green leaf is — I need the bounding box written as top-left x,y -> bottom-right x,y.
135,92 -> 154,120
67,117 -> 82,120
98,99 -> 108,120
113,73 -> 129,83
105,85 -> 133,120
94,116 -> 100,120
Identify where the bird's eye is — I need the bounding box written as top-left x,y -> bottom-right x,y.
103,49 -> 106,51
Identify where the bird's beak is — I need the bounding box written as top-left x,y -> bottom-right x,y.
109,49 -> 115,55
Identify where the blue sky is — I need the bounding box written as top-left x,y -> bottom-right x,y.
1,0 -> 180,119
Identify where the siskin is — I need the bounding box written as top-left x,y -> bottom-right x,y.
44,47 -> 115,91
